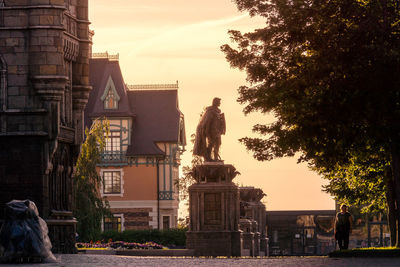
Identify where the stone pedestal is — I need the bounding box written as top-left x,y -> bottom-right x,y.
186,163 -> 242,256
239,187 -> 268,257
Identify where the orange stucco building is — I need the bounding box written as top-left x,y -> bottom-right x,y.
85,53 -> 186,231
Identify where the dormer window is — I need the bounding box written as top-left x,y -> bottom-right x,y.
105,90 -> 118,109
101,76 -> 120,110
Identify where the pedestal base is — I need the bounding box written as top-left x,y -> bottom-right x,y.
260,237 -> 269,257
186,231 -> 242,257
47,214 -> 77,253
241,231 -> 254,256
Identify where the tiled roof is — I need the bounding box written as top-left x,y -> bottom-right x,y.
126,89 -> 182,156
85,58 -> 184,157
85,58 -> 135,130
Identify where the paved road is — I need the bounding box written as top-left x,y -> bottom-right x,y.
3,254 -> 400,267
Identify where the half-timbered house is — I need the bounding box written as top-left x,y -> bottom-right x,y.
85,53 -> 186,231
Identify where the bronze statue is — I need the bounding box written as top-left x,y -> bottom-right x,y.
193,97 -> 226,161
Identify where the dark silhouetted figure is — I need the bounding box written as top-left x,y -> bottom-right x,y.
335,204 -> 353,250
193,97 -> 225,161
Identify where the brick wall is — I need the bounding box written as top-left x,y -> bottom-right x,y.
111,208 -> 154,230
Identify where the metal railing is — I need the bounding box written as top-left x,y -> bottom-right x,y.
159,191 -> 174,200
127,82 -> 178,91
101,152 -> 126,163
91,51 -> 119,61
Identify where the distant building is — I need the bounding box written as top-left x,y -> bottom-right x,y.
266,210 -> 336,255
85,53 -> 186,231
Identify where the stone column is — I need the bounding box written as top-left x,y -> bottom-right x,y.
252,219 -> 260,256
73,0 -> 91,148
256,202 -> 269,256
240,218 -> 254,256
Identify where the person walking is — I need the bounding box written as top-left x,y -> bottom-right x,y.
335,204 -> 353,250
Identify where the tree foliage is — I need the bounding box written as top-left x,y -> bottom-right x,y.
175,134 -> 201,227
319,150 -> 388,213
178,160 -> 199,202
222,0 -> 400,245
222,0 -> 400,165
74,119 -> 111,241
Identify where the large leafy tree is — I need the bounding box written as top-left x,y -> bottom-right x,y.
74,119 -> 111,241
222,0 -> 400,245
321,155 -> 387,214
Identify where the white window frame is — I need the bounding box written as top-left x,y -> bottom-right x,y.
100,168 -> 124,197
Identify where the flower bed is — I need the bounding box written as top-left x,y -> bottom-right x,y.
76,240 -> 163,250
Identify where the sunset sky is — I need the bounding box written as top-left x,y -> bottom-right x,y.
88,0 -> 335,212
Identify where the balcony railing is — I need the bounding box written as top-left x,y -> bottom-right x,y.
159,191 -> 174,200
91,51 -> 119,61
101,152 -> 127,164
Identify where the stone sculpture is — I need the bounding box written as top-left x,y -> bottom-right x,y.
193,97 -> 226,161
0,200 -> 57,263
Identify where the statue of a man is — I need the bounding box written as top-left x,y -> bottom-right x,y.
193,97 -> 226,161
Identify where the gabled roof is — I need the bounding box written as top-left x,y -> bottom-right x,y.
100,76 -> 121,102
85,57 -> 185,157
85,58 -> 134,129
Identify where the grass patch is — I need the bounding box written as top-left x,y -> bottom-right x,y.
329,247 -> 400,257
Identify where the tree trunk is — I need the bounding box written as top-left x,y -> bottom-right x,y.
385,166 -> 397,246
391,149 -> 400,247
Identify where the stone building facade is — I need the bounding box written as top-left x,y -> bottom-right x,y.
0,0 -> 91,253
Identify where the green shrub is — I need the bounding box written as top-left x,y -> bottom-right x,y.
99,228 -> 187,247
99,230 -> 122,242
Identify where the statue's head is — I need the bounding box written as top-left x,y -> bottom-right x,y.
212,97 -> 221,107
